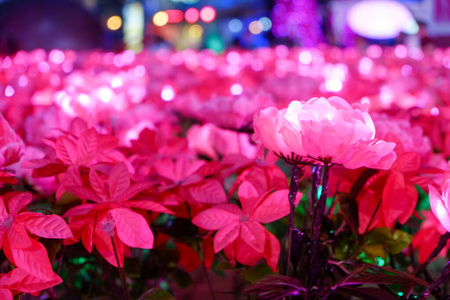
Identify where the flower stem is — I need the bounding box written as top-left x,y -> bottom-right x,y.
111,236 -> 130,300
308,162 -> 330,292
415,232 -> 450,282
202,263 -> 216,300
285,165 -> 302,276
422,260 -> 450,299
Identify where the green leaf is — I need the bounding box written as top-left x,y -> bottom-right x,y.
139,288 -> 175,300
365,228 -> 412,255
387,230 -> 412,254
245,263 -> 275,283
169,268 -> 193,289
362,244 -> 386,259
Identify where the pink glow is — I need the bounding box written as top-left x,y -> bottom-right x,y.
200,6 -> 216,23
185,8 -> 199,23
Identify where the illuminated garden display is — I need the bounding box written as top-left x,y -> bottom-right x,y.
1,45 -> 450,299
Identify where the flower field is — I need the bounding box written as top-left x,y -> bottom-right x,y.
0,45 -> 450,299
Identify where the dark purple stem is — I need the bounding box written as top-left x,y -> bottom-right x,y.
57,244 -> 64,276
308,162 -> 330,292
416,232 -> 450,282
311,165 -> 322,209
286,165 -> 302,276
422,260 -> 450,299
111,236 -> 130,300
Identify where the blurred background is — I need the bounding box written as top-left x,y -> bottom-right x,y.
0,0 -> 449,54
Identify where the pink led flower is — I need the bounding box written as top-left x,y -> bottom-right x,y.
429,180 -> 450,232
254,96 -> 397,169
0,114 -> 24,168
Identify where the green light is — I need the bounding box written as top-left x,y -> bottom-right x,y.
317,186 -> 322,199
375,257 -> 385,266
70,257 -> 87,265
205,34 -> 225,53
160,280 -> 169,290
398,292 -> 404,297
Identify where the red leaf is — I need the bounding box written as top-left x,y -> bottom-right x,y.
125,200 -> 173,214
77,128 -> 98,165
109,208 -> 154,249
7,192 -> 31,217
0,289 -> 11,300
55,136 -> 78,165
264,231 -> 281,273
120,182 -> 154,202
382,171 -> 406,228
187,179 -> 227,204
89,168 -> 108,201
0,171 -> 17,184
214,223 -> 240,252
196,161 -> 227,177
81,218 -> 95,253
93,228 -> 124,267
69,117 -> 87,137
63,204 -> 96,217
12,239 -> 60,280
21,212 -> 73,239
397,182 -> 418,224
32,163 -> 68,178
109,163 -> 130,201
393,152 -> 420,173
252,190 -> 300,223
22,159 -> 56,169
192,208 -> 239,230
238,181 -> 260,216
234,236 -> 261,267
240,221 -> 265,253
66,186 -> 101,202
176,242 -> 202,272
7,223 -> 32,249
358,189 -> 383,234
0,267 -> 61,294
203,236 -> 215,270
98,134 -> 119,151
213,203 -> 241,215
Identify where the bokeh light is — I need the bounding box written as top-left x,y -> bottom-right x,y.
185,8 -> 199,23
106,15 -> 122,31
153,11 -> 169,27
249,21 -> 263,35
259,17 -> 272,31
161,85 -> 175,101
166,10 -> 184,23
299,51 -> 312,64
228,19 -> 243,33
49,50 -> 65,64
4,85 -> 14,97
188,24 -> 203,39
230,83 -> 243,95
200,6 -> 216,23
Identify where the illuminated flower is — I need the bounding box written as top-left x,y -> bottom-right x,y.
254,96 -> 397,169
0,114 -> 24,168
429,180 -> 450,232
